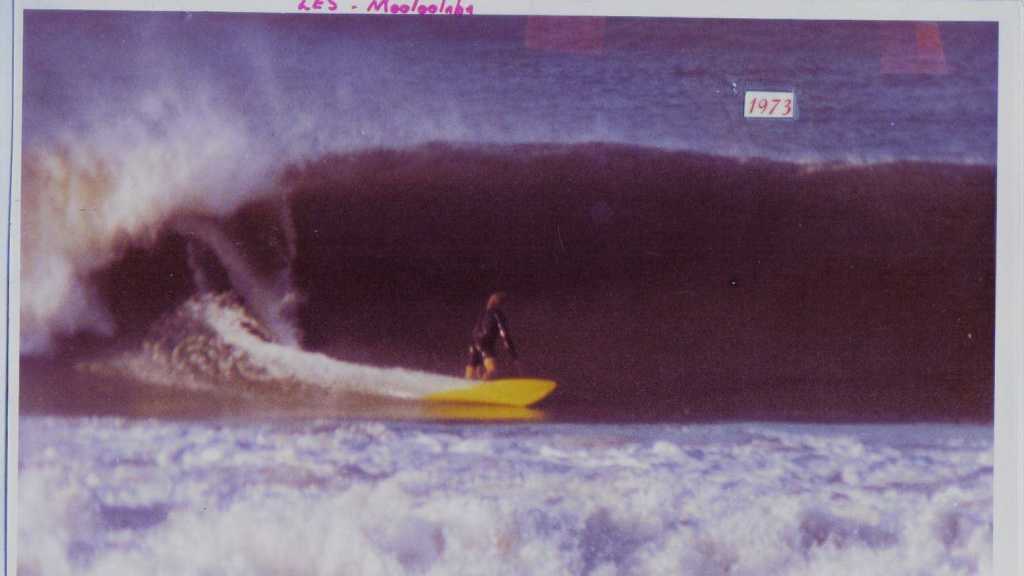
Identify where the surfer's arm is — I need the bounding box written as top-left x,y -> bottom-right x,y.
495,313 -> 518,360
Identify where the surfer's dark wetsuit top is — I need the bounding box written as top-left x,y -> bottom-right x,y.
468,308 -> 518,364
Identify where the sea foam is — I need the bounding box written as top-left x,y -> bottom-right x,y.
79,293 -> 465,399
19,417 -> 992,576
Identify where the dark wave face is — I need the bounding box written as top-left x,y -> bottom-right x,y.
25,144 -> 994,421
291,145 -> 996,420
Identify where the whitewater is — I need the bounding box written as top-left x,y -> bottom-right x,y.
19,417 -> 991,576
77,292 -> 467,400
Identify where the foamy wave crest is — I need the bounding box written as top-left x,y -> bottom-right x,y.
20,418 -> 993,576
79,292 -> 462,398
20,85 -> 279,354
173,214 -> 301,346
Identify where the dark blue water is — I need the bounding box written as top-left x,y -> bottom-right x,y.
24,13 -> 997,164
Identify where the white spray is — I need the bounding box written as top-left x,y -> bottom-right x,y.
20,85 -> 282,354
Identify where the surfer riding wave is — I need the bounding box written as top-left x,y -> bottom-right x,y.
465,292 -> 518,380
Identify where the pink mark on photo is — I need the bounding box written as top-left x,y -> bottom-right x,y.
525,17 -> 606,54
880,22 -> 947,75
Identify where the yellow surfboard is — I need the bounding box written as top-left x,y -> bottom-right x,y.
424,378 -> 557,408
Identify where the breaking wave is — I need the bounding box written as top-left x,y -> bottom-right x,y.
19,86 -> 284,354
20,138 -> 995,419
19,13 -> 997,418
78,292 -> 462,400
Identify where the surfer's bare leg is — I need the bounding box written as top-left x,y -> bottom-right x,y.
465,345 -> 484,379
482,357 -> 498,380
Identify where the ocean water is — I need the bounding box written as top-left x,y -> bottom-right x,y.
18,12 -> 998,575
19,417 -> 992,576
19,15 -> 996,415
24,15 -> 997,165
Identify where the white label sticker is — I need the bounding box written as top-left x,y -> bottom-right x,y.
744,90 -> 796,118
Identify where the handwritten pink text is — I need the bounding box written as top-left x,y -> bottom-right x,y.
367,0 -> 474,15
297,0 -> 339,11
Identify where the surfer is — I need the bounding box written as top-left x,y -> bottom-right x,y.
465,292 -> 519,380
